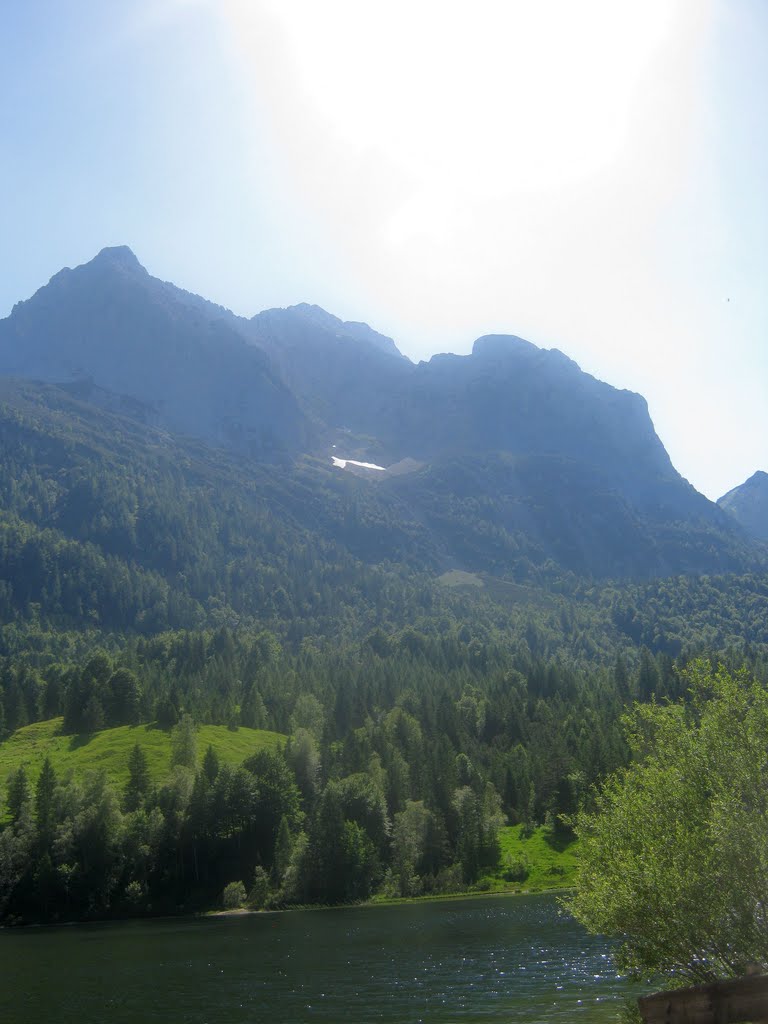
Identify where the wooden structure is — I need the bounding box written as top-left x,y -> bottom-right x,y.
638,974 -> 768,1023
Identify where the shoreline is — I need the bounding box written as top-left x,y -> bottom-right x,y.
1,883 -> 573,931
204,882 -> 573,918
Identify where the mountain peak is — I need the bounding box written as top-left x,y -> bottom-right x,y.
719,469 -> 768,502
472,334 -> 539,358
289,302 -> 337,324
92,245 -> 146,273
256,302 -> 406,360
470,334 -> 580,375
718,470 -> 768,543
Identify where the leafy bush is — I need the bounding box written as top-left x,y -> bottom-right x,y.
124,880 -> 145,905
248,866 -> 269,909
222,881 -> 246,910
502,854 -> 529,883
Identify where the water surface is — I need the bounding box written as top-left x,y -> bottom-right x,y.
1,894 -> 632,1023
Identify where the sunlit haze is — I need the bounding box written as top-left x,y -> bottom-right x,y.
2,1 -> 766,499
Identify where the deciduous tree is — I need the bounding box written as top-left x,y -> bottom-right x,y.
569,662 -> 768,984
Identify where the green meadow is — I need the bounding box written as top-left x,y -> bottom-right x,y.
480,823 -> 579,893
0,718 -> 286,790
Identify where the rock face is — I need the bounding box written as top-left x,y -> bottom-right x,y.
0,245 -> 760,578
718,472 -> 768,543
0,247 -> 311,456
245,302 -> 411,431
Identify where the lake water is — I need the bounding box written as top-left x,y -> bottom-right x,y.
0,894 -> 635,1023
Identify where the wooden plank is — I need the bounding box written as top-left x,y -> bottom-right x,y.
638,974 -> 768,1024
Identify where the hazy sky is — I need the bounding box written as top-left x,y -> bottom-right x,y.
2,1 -> 766,500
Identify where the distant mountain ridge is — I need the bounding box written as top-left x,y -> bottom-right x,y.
0,245 -> 761,580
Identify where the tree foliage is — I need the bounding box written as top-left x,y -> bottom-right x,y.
569,661 -> 768,983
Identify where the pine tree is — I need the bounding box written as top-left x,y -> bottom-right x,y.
124,743 -> 151,812
35,756 -> 57,837
171,714 -> 198,770
202,744 -> 220,784
6,765 -> 33,824
273,815 -> 294,885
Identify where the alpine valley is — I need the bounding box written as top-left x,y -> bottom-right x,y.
0,247 -> 766,923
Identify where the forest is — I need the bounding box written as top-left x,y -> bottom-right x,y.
1,383 -> 767,923
2,615 -> 767,923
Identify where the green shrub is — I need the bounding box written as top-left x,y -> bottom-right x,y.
248,866 -> 269,909
124,880 -> 145,905
502,853 -> 529,882
222,881 -> 246,910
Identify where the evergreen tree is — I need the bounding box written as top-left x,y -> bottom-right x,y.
83,694 -> 105,733
171,714 -> 198,771
6,766 -> 33,825
35,756 -> 57,837
273,815 -> 294,886
124,744 -> 151,812
106,668 -> 141,726
202,744 -> 220,784
309,783 -> 348,902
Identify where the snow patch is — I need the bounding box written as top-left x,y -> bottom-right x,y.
332,456 -> 386,471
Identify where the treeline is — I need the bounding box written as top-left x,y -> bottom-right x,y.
1,624 -> 720,922
2,622 -> 760,810
0,714 -> 509,922
2,384 -> 768,922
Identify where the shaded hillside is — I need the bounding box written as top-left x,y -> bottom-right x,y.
1,376 -> 759,644
377,450 -> 756,579
719,471 -> 768,542
0,378 -> 449,638
246,302 -> 412,433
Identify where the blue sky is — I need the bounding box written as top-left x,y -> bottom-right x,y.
2,0 -> 766,500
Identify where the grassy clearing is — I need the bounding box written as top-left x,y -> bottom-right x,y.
477,824 -> 579,893
369,823 -> 579,908
0,718 -> 286,790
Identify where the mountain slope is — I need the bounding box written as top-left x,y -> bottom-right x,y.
0,718 -> 284,789
0,246 -> 761,581
718,471 -> 768,542
246,302 -> 411,432
0,247 -> 310,456
0,377 -> 448,638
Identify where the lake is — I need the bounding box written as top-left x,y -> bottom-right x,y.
0,893 -> 635,1023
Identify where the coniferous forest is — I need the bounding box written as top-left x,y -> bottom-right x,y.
1,251 -> 767,925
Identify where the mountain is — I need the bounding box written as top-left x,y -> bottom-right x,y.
0,246 -> 761,581
0,246 -> 310,456
241,314 -> 746,576
260,302 -> 406,360
246,302 -> 411,433
718,471 -> 768,543
3,251 -> 768,927
317,333 -> 749,578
